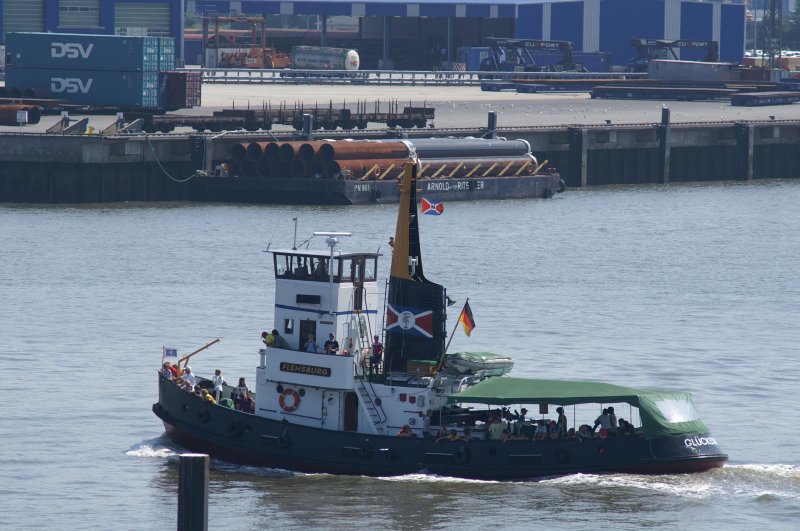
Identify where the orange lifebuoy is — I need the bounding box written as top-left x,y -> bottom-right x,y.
279,388 -> 301,413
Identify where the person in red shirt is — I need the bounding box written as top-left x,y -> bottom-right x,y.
370,335 -> 383,373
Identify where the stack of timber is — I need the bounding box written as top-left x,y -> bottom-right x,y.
193,138 -> 562,204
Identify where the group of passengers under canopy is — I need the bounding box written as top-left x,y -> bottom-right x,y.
160,361 -> 255,413
398,405 -> 638,441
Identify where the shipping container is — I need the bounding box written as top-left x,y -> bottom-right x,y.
5,67 -> 160,108
158,36 -> 176,71
160,71 -> 201,110
6,32 -> 162,72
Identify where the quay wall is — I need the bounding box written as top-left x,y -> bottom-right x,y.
1,120 -> 799,203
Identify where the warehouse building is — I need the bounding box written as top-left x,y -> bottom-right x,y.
189,0 -> 746,68
1,0 -> 746,69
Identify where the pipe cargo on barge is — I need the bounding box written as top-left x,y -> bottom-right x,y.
2,116 -> 800,204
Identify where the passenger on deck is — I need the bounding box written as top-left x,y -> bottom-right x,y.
168,364 -> 181,378
592,408 -> 611,434
607,407 -> 618,433
201,389 -> 217,405
370,335 -> 383,372
304,334 -> 319,353
435,426 -> 449,443
212,369 -> 225,402
397,425 -> 414,437
271,329 -> 291,350
463,427 -> 472,442
556,407 -> 568,436
161,362 -> 174,379
238,390 -> 255,413
234,377 -> 249,407
618,418 -> 635,435
489,418 -> 505,441
422,410 -> 432,437
261,331 -> 275,348
182,366 -> 196,388
534,419 -> 549,440
193,385 -> 203,397
324,333 -> 340,355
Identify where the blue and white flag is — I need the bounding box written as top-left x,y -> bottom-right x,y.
162,347 -> 178,362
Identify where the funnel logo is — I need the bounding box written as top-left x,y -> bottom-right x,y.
51,78 -> 94,94
51,42 -> 94,59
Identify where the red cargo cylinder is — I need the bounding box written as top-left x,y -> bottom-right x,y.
0,104 -> 41,125
297,141 -> 327,162
246,142 -> 270,162
278,142 -> 297,163
262,142 -> 280,162
318,141 -> 410,162
229,143 -> 247,162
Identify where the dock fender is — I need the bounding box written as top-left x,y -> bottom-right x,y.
198,408 -> 211,424
554,447 -> 570,464
558,179 -> 566,193
454,445 -> 471,465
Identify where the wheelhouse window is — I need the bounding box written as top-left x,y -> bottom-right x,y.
274,253 -> 377,283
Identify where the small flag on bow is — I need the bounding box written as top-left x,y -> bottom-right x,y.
421,197 -> 445,216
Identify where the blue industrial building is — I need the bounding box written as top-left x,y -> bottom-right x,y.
189,0 -> 746,66
1,0 -> 746,68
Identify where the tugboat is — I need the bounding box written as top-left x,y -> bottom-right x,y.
153,162 -> 727,479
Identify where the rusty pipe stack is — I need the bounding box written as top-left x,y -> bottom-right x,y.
226,138 -> 538,180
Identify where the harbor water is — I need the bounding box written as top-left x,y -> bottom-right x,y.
1,179 -> 799,529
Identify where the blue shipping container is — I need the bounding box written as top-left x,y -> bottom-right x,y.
6,32 -> 161,72
6,67 -> 160,108
158,37 -> 176,71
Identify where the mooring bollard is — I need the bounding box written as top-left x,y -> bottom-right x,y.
178,453 -> 209,531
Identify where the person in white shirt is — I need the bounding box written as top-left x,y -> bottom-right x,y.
182,366 -> 196,388
212,369 -> 225,402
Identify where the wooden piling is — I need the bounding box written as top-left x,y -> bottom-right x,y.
178,453 -> 209,531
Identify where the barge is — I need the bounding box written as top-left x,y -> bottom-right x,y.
152,161 -> 727,479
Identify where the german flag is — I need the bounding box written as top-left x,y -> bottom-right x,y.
458,300 -> 476,337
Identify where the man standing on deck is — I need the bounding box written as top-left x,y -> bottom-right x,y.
324,333 -> 340,355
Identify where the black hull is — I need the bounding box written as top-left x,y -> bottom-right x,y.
189,174 -> 562,205
154,378 -> 727,480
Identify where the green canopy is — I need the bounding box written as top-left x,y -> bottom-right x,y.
447,377 -> 709,439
